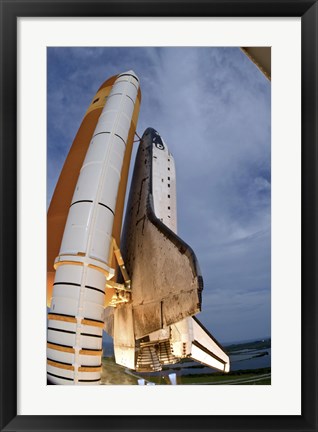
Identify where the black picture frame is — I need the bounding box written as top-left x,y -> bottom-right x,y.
1,1 -> 317,431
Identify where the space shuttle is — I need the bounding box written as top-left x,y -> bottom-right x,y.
47,70 -> 229,385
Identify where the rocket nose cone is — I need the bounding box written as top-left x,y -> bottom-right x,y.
144,127 -> 160,137
118,70 -> 139,82
142,128 -> 165,150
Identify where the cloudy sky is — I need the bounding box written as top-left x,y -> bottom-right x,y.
47,47 -> 271,344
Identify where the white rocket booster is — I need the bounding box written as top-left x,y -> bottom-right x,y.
47,71 -> 140,385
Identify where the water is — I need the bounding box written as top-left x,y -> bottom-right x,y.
229,348 -> 271,371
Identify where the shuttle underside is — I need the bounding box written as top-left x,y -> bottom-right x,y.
105,128 -> 230,374
119,128 -> 203,339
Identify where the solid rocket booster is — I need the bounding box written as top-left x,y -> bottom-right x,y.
47,71 -> 140,385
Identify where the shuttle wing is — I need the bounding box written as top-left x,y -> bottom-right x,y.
190,317 -> 230,372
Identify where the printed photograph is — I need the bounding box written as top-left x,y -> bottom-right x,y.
47,47 -> 271,385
